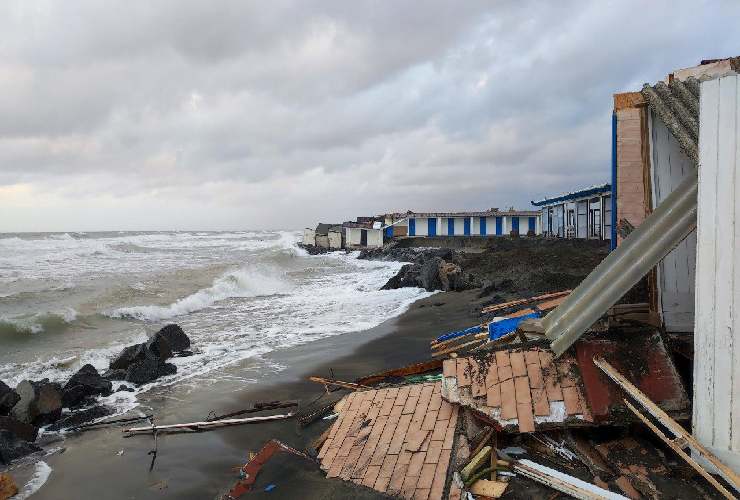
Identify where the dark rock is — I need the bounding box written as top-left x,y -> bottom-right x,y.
125,357 -> 160,385
11,380 -> 63,426
62,364 -> 113,408
381,264 -> 421,290
158,363 -> 177,377
115,385 -> 134,393
145,333 -> 172,361
46,405 -> 114,432
0,416 -> 38,442
419,257 -> 443,291
109,343 -> 147,370
156,324 -> 190,352
102,369 -> 127,381
0,429 -> 41,465
0,381 -> 19,416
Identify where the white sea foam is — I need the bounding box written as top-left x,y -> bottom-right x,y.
0,307 -> 79,335
15,461 -> 53,499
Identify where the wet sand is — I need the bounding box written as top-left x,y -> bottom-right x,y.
28,289 -> 481,499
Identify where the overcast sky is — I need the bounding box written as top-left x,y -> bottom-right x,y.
0,1 -> 737,232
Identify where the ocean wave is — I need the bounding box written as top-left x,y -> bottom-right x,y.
108,267 -> 290,321
0,308 -> 79,336
14,461 -> 52,499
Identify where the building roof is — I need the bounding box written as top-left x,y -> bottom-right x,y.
315,223 -> 342,234
405,209 -> 540,218
641,77 -> 700,164
531,183 -> 611,207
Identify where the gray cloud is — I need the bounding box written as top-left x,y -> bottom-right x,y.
0,0 -> 738,231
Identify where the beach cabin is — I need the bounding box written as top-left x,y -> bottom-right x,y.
344,223 -> 384,249
314,223 -> 343,250
302,228 -> 315,246
532,184 -> 612,240
404,209 -> 540,237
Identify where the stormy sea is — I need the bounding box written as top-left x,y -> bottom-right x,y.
0,231 -> 430,423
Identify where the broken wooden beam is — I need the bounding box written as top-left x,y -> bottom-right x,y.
513,459 -> 629,500
594,356 -> 740,495
307,376 -> 370,391
122,413 -> 293,435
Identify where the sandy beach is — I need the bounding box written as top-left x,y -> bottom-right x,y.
25,290 -> 479,499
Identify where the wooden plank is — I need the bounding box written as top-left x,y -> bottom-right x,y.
594,356 -> 740,493
733,75 -> 740,455
469,479 -> 507,498
624,400 -> 734,500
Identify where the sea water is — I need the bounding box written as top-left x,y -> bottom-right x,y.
0,231 -> 429,418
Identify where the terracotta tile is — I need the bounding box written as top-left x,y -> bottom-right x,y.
358,398 -> 373,418
378,453 -> 398,478
500,379 -> 517,419
556,356 -> 577,388
371,418 -> 398,466
337,432 -> 356,457
437,400 -> 453,421
395,385 -> 411,406
390,403 -> 403,419
527,361 -> 545,389
485,361 -> 499,388
414,488 -> 431,500
412,385 -> 435,425
385,387 -> 400,400
487,383 -> 501,408
442,358 -> 457,377
326,451 -> 345,477
353,416 -> 388,478
421,410 -> 438,431
425,440 -> 443,464
471,363 -> 486,398
388,413 -> 413,454
407,451 -> 427,476
322,445 -> 339,471
442,416 -> 457,450
514,376 -> 532,404
401,473 -> 420,499
387,462 -> 409,496
418,462 -> 437,489
419,430 -> 433,452
429,448 -> 452,500
563,386 -> 582,415
498,364 -> 513,382
432,383 -> 441,394
362,465 -> 381,488
373,389 -> 386,403
430,417 -> 448,441
510,351 -> 527,377
366,404 -> 381,423
374,475 -> 391,493
402,395 -> 420,415
409,384 -> 423,398
495,350 -> 511,367
524,349 -> 540,366
397,450 -> 412,465
380,397 -> 395,416
517,402 -> 535,433
539,351 -> 563,401
428,392 -> 442,412
456,358 -> 471,386
349,393 -> 364,411
404,429 -> 430,452
339,445 -> 363,479
532,387 -> 550,416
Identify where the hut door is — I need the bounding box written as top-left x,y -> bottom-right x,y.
360,229 -> 368,246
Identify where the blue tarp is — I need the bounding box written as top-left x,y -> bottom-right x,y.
435,325 -> 483,343
488,312 -> 540,340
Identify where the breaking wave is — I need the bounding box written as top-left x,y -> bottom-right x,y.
15,461 -> 53,499
0,308 -> 79,336
108,267 -> 290,321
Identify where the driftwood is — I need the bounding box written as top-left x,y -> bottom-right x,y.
513,459 -> 628,500
206,401 -> 298,421
307,376 -> 370,391
123,413 -> 293,435
69,413 -> 153,431
357,359 -> 443,385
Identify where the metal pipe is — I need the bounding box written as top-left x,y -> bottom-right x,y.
544,171 -> 697,356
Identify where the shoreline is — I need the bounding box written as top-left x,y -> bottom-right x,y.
26,289 -> 482,499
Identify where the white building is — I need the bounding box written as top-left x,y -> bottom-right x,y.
403,210 -> 541,237
344,224 -> 384,249
302,228 -> 315,246
532,184 -> 612,240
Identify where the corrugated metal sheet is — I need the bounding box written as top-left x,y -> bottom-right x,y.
641,77 -> 700,164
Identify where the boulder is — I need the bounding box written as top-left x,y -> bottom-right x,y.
46,405 -> 114,432
419,257 -> 444,291
102,369 -> 127,381
125,357 -> 160,385
156,324 -> 190,352
109,343 -> 147,370
0,430 -> 41,465
115,385 -> 134,393
62,364 -> 113,408
145,333 -> 172,361
0,382 -> 19,416
0,416 -> 38,442
158,363 -> 177,377
11,380 -> 63,426
381,264 -> 421,290
0,472 -> 18,499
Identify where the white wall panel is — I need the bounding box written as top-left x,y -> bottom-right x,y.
694,74 -> 740,472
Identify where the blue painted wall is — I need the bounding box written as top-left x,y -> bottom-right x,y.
464,218 -> 471,235
479,217 -> 487,236
447,218 -> 454,236
495,217 -> 502,235
385,226 -> 392,238
528,217 -> 536,233
409,218 -> 416,236
428,218 -> 437,236
512,217 -> 520,233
